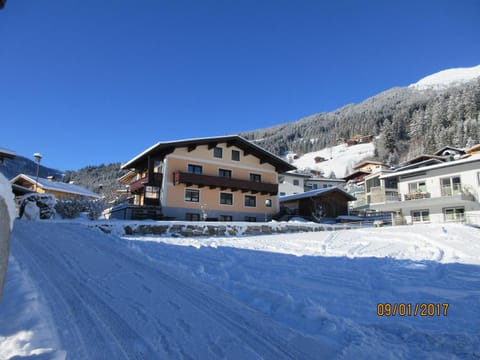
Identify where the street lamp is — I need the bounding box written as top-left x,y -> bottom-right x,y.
33,153 -> 42,192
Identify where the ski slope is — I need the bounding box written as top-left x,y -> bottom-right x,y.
1,220 -> 480,359
288,142 -> 375,178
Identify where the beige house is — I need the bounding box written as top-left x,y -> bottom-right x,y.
117,135 -> 295,221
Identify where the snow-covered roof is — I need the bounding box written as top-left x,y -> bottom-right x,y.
380,155 -> 480,179
11,174 -> 100,199
353,160 -> 388,170
280,187 -> 356,202
121,135 -> 296,173
0,147 -> 16,159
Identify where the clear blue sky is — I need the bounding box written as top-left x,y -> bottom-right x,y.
1,0 -> 479,171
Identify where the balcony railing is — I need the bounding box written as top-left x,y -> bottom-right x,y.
130,173 -> 163,193
404,192 -> 431,201
174,171 -> 278,195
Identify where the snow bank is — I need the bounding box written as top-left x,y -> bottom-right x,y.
125,223 -> 480,265
0,172 -> 16,230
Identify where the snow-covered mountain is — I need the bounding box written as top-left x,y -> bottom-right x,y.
243,64 -> 480,165
287,142 -> 375,177
409,64 -> 480,90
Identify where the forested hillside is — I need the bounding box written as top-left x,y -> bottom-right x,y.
3,72 -> 479,203
63,163 -> 129,205
241,78 -> 480,164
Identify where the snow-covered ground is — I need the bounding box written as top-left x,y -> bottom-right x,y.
288,142 -> 375,178
1,220 -> 480,359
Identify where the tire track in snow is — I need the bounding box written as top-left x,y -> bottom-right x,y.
12,222 -> 335,359
12,223 -> 163,359
96,243 -> 329,360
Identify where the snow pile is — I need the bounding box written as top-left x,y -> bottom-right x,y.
289,142 -> 375,177
409,64 -> 480,90
126,223 -> 480,265
0,172 -> 16,230
2,220 -> 480,359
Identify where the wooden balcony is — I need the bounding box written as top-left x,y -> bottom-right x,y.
130,173 -> 163,193
174,171 -> 278,195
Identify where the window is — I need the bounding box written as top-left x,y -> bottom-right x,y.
408,181 -> 426,193
213,147 -> 223,158
220,215 -> 233,221
219,169 -> 232,178
279,192 -> 286,196
385,178 -> 398,189
154,160 -> 162,173
443,207 -> 465,222
245,195 -> 256,207
145,186 -> 159,199
185,213 -> 200,221
250,173 -> 262,183
441,176 -> 462,196
293,179 -> 300,186
411,210 -> 430,223
220,192 -> 233,205
188,164 -> 203,174
185,189 -> 200,202
231,150 -> 240,161
265,199 -> 272,207
366,177 -> 381,192
244,216 -> 257,222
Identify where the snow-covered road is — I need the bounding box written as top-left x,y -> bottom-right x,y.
2,221 -> 334,359
2,220 -> 480,359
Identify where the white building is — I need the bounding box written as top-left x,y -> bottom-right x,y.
370,155 -> 480,224
278,172 -> 310,196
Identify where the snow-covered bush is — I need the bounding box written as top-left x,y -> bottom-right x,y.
85,199 -> 104,220
55,199 -> 84,219
55,198 -> 104,220
19,193 -> 56,220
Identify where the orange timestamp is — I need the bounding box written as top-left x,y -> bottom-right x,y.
377,303 -> 449,317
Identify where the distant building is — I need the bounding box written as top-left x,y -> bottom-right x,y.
11,174 -> 100,200
370,155 -> 480,224
346,135 -> 374,146
280,187 -> 355,221
278,172 -> 310,196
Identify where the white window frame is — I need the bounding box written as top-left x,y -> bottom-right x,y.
185,188 -> 200,202
220,192 -> 233,206
411,209 -> 430,223
244,195 -> 257,207
443,207 -> 465,222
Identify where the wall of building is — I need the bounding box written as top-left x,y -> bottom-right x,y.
279,175 -> 305,195
161,143 -> 279,221
397,161 -> 480,200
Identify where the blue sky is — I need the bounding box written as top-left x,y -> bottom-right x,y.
1,0 -> 479,171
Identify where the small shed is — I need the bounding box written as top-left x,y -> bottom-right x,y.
280,187 -> 356,220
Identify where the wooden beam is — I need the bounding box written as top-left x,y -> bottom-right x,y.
187,145 -> 197,152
